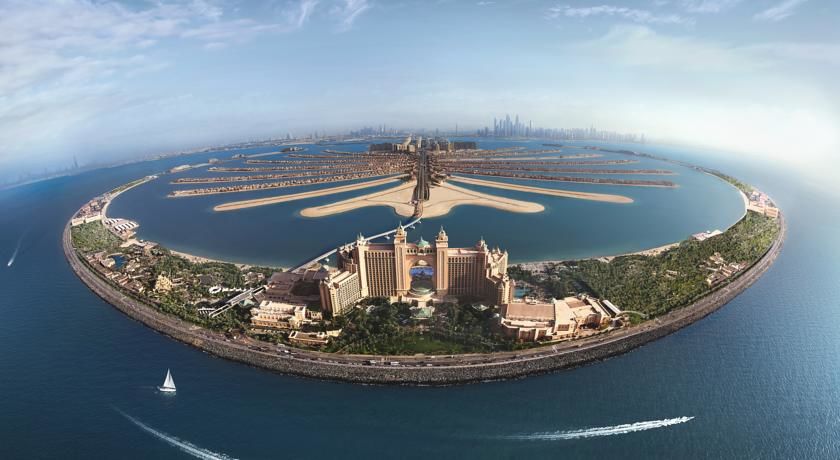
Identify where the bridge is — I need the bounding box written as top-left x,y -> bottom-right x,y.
289,150 -> 428,274
199,286 -> 266,318
291,216 -> 422,273
412,150 -> 430,203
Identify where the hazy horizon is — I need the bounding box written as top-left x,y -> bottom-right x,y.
2,0 -> 838,182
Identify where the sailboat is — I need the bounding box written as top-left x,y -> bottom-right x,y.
158,369 -> 176,393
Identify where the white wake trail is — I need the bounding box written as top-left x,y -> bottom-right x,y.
115,409 -> 237,460
504,416 -> 694,440
6,238 -> 21,267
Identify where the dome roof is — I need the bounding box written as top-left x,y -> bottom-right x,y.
416,237 -> 431,249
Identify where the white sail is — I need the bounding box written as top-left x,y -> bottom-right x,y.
159,369 -> 176,392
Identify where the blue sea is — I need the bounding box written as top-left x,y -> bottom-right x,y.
1,141 -> 838,459
106,140 -> 744,266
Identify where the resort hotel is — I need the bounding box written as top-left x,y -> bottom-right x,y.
319,225 -> 512,315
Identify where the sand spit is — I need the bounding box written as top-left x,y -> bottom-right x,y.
449,175 -> 634,204
213,177 -> 401,212
300,181 -> 545,218
300,181 -> 417,217
423,183 -> 544,218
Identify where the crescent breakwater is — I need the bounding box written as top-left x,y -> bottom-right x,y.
63,210 -> 784,385
64,146 -> 782,385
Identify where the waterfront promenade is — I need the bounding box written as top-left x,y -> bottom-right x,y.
63,210 -> 785,385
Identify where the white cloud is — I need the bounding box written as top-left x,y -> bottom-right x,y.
188,0 -> 224,21
547,4 -> 692,25
559,24 -> 840,164
0,0 -> 296,94
680,0 -> 741,13
330,0 -> 372,31
181,18 -> 283,41
568,25 -> 762,71
286,0 -> 320,29
754,0 -> 808,22
0,0 -> 318,168
743,42 -> 840,66
569,24 -> 840,71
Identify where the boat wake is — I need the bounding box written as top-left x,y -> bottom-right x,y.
6,237 -> 21,267
502,416 -> 694,441
115,408 -> 237,460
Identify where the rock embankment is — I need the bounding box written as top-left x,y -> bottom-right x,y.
63,215 -> 784,385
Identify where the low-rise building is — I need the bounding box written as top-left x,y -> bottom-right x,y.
288,331 -> 330,347
265,269 -> 326,305
249,301 -> 308,330
499,296 -> 614,342
154,275 -> 174,293
693,229 -> 723,241
747,189 -> 779,218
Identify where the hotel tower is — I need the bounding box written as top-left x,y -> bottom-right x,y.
319,225 -> 512,316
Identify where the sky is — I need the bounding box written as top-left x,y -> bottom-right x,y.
1,0 -> 838,182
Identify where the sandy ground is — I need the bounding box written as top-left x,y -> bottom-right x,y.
300,181 -> 417,217
299,180 -> 545,218
422,182 -> 544,217
625,242 -> 681,257
217,173 -> 631,217
213,177 -> 401,212
449,175 -> 634,204
168,249 -> 245,266
517,242 -> 683,272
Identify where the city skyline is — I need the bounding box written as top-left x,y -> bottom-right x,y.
2,0 -> 838,183
0,116 -> 645,187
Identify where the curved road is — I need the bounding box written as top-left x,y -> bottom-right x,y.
64,211 -> 785,385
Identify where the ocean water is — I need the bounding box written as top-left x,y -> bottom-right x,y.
106,140 -> 743,266
1,142 -> 838,459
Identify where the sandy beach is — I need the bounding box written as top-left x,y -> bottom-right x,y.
217,174 -> 632,217
449,175 -> 634,204
168,249 -> 246,267
300,181 -> 417,217
516,242 -> 683,272
300,180 -> 545,218
213,177 -> 401,212
422,182 -> 544,217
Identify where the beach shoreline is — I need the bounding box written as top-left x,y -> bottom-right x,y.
213,176 -> 402,212
299,180 -> 547,218
449,175 -> 634,203
63,213 -> 785,385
